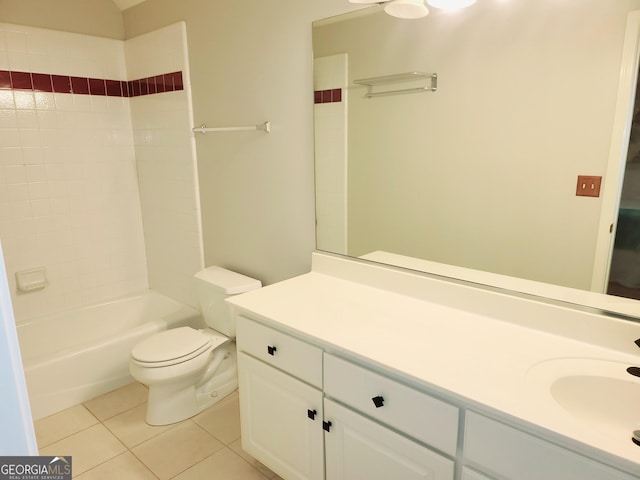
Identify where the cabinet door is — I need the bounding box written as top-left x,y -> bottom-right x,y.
324,398 -> 455,480
464,412 -> 639,480
237,352 -> 324,480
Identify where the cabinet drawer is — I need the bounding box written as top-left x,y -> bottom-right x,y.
236,315 -> 322,388
464,412 -> 638,480
324,353 -> 459,456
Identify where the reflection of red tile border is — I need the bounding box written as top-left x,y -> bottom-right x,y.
314,88 -> 342,104
0,69 -> 184,97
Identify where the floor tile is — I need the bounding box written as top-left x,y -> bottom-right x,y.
229,439 -> 279,479
103,403 -> 179,449
132,422 -> 224,480
34,404 -> 98,449
192,390 -> 241,445
83,382 -> 148,421
39,424 -> 127,475
33,383 -> 274,480
75,451 -> 157,480
172,448 -> 269,480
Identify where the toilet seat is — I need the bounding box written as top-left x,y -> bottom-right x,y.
131,326 -> 227,368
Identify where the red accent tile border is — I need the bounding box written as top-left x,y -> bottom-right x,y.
0,69 -> 184,98
32,73 -> 52,92
314,88 -> 343,104
71,76 -> 89,95
52,75 -> 72,94
0,70 -> 10,89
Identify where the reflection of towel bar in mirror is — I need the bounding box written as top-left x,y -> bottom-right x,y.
354,72 -> 437,98
193,121 -> 271,134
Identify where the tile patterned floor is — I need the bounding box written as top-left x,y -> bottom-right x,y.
33,383 -> 283,480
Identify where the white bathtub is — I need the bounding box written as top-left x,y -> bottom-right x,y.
16,290 -> 203,420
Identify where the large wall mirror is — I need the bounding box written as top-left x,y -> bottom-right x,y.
312,0 -> 640,319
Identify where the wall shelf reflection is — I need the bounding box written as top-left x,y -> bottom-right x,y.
354,72 -> 437,98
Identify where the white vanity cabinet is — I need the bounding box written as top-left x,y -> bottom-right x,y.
323,353 -> 457,480
236,316 -> 459,480
236,316 -> 324,480
324,398 -> 455,480
229,254 -> 640,480
463,412 -> 639,480
323,353 -> 459,457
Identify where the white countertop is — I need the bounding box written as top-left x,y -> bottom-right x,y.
361,250 -> 640,319
227,253 -> 640,475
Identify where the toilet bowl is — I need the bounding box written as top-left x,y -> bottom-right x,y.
129,266 -> 261,425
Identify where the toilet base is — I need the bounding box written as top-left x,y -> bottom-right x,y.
145,376 -> 237,425
144,346 -> 238,425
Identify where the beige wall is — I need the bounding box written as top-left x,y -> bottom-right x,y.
10,0 -> 640,290
314,0 -> 640,290
0,0 -> 355,287
123,0 -> 354,285
0,0 -> 124,39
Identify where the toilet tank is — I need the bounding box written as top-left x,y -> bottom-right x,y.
194,266 -> 261,337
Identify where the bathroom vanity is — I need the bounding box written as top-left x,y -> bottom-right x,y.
228,252 -> 640,480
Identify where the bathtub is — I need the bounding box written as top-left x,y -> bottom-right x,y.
16,290 -> 203,420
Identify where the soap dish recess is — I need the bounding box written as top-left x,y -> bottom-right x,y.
16,267 -> 48,292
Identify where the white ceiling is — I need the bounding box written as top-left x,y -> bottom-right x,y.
112,0 -> 147,11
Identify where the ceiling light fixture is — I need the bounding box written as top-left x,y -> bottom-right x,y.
348,0 -> 475,19
348,0 -> 428,18
384,0 -> 430,19
426,0 -> 476,10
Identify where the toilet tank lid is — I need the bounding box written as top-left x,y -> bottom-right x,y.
195,266 -> 262,294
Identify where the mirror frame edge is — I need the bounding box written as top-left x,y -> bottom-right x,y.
592,9 -> 640,292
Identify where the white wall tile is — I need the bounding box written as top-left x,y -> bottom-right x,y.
126,22 -> 203,307
5,165 -> 26,184
27,54 -> 50,74
1,21 -> 203,321
0,110 -> 17,128
14,92 -> 35,111
0,129 -> 20,148
6,51 -> 30,71
0,52 -> 8,70
0,90 -> 14,109
4,31 -> 28,53
16,110 -> 37,129
0,24 -> 149,323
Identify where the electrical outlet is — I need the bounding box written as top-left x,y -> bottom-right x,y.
576,175 -> 602,197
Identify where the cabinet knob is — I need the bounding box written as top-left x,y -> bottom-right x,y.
372,395 -> 385,408
307,409 -> 317,420
267,345 -> 277,356
323,421 -> 332,432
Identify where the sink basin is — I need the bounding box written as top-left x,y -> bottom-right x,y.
526,358 -> 640,440
551,374 -> 640,431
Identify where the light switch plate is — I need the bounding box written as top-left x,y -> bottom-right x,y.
576,175 -> 602,197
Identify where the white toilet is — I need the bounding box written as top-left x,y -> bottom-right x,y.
130,266 -> 261,425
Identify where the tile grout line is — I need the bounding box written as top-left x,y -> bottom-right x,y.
78,451 -> 160,480
179,421 -> 267,479
34,383 -> 278,479
77,408 -> 131,479
35,405 -> 101,450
